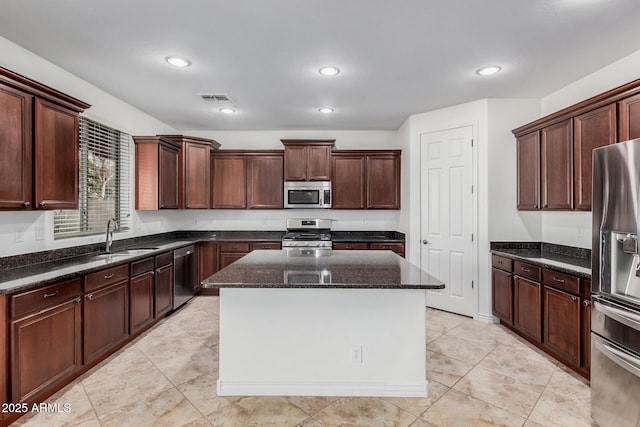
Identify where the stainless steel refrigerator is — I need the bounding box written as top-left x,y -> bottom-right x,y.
591,138 -> 640,427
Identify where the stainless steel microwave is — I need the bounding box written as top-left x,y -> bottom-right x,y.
284,181 -> 331,209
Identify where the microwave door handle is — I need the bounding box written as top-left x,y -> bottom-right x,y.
595,340 -> 640,378
594,297 -> 640,333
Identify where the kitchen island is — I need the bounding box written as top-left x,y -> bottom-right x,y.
201,249 -> 444,398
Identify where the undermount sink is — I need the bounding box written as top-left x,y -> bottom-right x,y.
92,248 -> 158,260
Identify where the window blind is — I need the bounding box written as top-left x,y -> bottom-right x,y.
54,117 -> 131,239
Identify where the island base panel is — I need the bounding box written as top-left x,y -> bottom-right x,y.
217,288 -> 427,397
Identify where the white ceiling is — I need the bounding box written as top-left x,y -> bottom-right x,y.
1,0 -> 640,131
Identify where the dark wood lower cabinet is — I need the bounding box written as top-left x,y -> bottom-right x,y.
513,276 -> 542,342
219,253 -> 247,269
543,286 -> 581,365
492,268 -> 513,324
130,271 -> 155,335
84,280 -> 129,364
10,298 -> 82,403
155,263 -> 173,317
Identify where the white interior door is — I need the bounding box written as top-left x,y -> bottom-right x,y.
420,126 -> 475,316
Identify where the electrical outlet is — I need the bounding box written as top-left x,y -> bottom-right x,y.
14,231 -> 24,243
35,226 -> 45,241
351,345 -> 363,363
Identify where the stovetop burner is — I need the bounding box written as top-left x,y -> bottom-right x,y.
282,231 -> 331,241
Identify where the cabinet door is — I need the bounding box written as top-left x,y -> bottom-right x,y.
284,145 -> 308,181
219,253 -> 247,269
307,145 -> 331,181
514,276 -> 542,342
492,268 -> 513,324
574,104 -> 616,210
11,298 -> 82,403
182,141 -> 210,209
159,144 -> 179,209
199,243 -> 219,282
332,155 -> 366,209
84,281 -> 129,364
34,98 -> 79,210
516,132 -> 540,210
130,272 -> 154,335
0,83 -> 33,210
247,155 -> 283,209
212,156 -> 246,208
367,155 -> 400,209
618,92 -> 640,141
154,264 -> 173,317
541,119 -> 573,210
543,286 -> 581,365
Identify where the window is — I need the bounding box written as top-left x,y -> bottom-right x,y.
54,117 -> 131,239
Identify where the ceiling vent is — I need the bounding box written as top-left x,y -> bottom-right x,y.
199,94 -> 232,103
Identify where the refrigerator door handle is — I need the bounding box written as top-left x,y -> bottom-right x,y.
594,297 -> 640,333
595,340 -> 640,378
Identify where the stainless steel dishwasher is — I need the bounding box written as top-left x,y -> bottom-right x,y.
173,245 -> 197,309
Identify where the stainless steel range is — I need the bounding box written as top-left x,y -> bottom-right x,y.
282,218 -> 332,249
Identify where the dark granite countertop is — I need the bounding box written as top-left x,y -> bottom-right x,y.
331,231 -> 405,243
201,249 -> 443,289
490,242 -> 591,279
1,230 -> 406,294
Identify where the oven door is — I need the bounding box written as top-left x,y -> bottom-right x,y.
591,296 -> 640,426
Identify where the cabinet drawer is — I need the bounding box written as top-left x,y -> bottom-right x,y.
220,242 -> 250,253
131,257 -> 154,277
513,261 -> 541,282
334,242 -> 368,250
85,264 -> 129,293
11,278 -> 82,318
155,251 -> 173,268
492,254 -> 513,272
369,242 -> 404,253
250,242 -> 281,250
542,268 -> 580,295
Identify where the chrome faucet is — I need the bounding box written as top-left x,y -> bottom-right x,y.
105,218 -> 119,253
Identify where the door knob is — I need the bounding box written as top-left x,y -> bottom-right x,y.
422,240 -> 430,245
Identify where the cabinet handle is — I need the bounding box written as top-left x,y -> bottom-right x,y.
43,291 -> 59,298
160,204 -> 165,208
75,298 -> 82,304
86,294 -> 94,301
533,204 -> 537,208
39,201 -> 47,207
571,296 -> 579,302
104,274 -> 115,279
553,277 -> 565,283
584,300 -> 591,307
23,201 -> 31,208
522,267 -> 531,272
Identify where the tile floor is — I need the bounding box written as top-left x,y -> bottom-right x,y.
13,296 -> 593,427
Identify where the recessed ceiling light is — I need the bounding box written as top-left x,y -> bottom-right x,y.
319,66 -> 340,76
319,107 -> 334,114
165,56 -> 192,67
219,108 -> 235,114
476,65 -> 501,76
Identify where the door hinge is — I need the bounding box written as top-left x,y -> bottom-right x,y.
471,185 -> 474,194
471,139 -> 474,147
472,280 -> 474,289
471,233 -> 474,242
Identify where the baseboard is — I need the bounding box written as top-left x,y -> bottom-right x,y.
475,312 -> 499,324
217,380 -> 429,397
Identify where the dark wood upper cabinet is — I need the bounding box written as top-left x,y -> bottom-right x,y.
247,154 -> 283,209
618,92 -> 640,141
133,136 -> 180,210
332,150 -> 401,210
160,135 -> 220,209
332,154 -> 366,209
0,67 -> 89,211
516,132 -> 540,210
211,154 -> 247,208
573,104 -> 616,210
541,119 -> 573,210
0,83 -> 32,209
282,139 -> 334,181
367,153 -> 400,209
